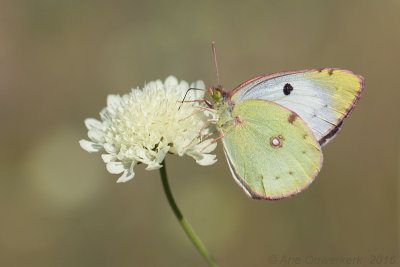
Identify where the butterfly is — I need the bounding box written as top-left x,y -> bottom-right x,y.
200,43 -> 364,200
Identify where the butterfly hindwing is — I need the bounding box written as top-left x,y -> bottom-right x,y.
230,69 -> 364,146
220,99 -> 323,199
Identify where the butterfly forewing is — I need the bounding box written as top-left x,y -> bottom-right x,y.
230,69 -> 364,146
221,99 -> 323,199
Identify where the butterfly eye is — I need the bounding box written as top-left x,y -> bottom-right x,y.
212,90 -> 221,100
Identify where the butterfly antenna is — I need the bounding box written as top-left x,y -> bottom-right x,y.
212,41 -> 221,86
182,88 -> 196,103
178,87 -> 208,110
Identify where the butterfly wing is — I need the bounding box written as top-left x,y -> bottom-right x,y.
230,69 -> 364,146
220,99 -> 323,199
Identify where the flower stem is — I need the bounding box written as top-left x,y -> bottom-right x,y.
159,160 -> 218,267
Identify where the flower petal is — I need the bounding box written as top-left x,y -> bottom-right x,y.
106,161 -> 125,174
101,154 -> 116,163
88,128 -> 105,143
104,143 -> 117,154
178,80 -> 189,91
107,94 -> 121,109
186,149 -> 217,166
154,80 -> 163,90
84,118 -> 103,130
79,139 -> 103,152
196,154 -> 217,166
189,80 -> 206,99
190,80 -> 206,90
116,162 -> 135,183
145,162 -> 162,171
165,76 -> 178,89
99,107 -> 110,121
199,140 -> 218,153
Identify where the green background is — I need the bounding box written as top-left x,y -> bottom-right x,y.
1,0 -> 398,266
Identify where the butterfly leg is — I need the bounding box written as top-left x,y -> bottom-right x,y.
179,107 -> 217,122
178,99 -> 213,108
199,131 -> 216,142
183,118 -> 218,149
200,127 -> 224,153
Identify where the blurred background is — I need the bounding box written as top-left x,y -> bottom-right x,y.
1,0 -> 399,266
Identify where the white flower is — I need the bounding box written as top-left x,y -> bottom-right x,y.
80,76 -> 217,183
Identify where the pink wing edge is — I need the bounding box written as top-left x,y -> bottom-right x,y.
221,99 -> 324,200
231,68 -> 365,146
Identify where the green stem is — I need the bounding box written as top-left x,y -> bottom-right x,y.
159,160 -> 218,267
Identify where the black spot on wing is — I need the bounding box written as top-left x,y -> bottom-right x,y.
283,83 -> 293,95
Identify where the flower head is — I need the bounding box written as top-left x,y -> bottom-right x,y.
80,76 -> 217,182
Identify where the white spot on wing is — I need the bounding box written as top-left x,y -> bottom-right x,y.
272,138 -> 280,146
